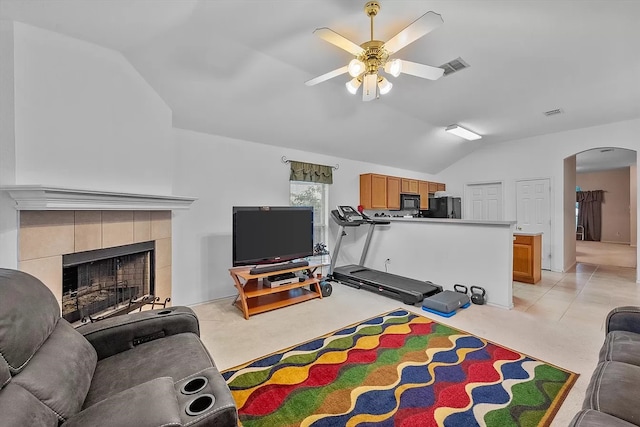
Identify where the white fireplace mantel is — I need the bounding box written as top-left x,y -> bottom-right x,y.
1,185 -> 196,211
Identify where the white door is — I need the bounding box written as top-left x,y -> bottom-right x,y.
516,179 -> 551,270
465,182 -> 503,220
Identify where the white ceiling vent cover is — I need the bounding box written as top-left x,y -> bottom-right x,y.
543,108 -> 564,116
439,57 -> 470,76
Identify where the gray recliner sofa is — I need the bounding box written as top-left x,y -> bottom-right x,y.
0,268 -> 237,427
569,306 -> 640,426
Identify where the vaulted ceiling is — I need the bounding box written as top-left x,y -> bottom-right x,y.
2,0 -> 639,173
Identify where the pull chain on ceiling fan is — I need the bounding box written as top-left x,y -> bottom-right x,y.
305,1 -> 446,101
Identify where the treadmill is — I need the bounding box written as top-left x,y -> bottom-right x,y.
329,207 -> 441,305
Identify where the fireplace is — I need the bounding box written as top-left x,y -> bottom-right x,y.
62,241 -> 155,323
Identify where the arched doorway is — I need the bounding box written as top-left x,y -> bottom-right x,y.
568,147 -> 637,269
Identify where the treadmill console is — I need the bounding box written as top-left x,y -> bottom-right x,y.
337,205 -> 364,223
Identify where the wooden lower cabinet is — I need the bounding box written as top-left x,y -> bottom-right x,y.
513,233 -> 542,284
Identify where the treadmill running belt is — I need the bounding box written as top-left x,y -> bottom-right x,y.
348,268 -> 435,293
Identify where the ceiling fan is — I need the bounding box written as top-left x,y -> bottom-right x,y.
305,1 -> 445,101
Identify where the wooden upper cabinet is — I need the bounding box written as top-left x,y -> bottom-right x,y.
387,176 -> 401,210
360,174 -> 388,209
401,179 -> 419,194
361,173 -> 446,210
428,182 -> 446,193
418,181 -> 429,209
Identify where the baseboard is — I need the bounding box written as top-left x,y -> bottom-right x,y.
600,240 -> 632,245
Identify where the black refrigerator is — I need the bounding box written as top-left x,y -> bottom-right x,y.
429,197 -> 462,219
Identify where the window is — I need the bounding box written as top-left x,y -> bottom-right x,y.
290,181 -> 329,251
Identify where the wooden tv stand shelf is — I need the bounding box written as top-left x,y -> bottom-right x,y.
229,263 -> 324,319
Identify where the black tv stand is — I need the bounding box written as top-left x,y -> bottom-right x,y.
249,260 -> 309,275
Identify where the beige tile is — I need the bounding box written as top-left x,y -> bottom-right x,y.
19,211 -> 75,260
19,256 -> 63,309
133,211 -> 151,243
102,211 -> 134,248
544,287 -> 581,300
74,211 -> 102,252
154,265 -> 172,304
155,237 -> 171,269
151,211 -> 171,240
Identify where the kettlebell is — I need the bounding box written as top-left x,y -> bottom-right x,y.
454,284 -> 468,295
470,286 -> 486,305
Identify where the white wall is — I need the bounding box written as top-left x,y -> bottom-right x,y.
171,127 -> 440,305
563,155 -> 577,271
439,118 -> 640,274
0,22 -> 174,269
0,21 -> 17,268
12,22 -> 173,194
632,164 -> 637,247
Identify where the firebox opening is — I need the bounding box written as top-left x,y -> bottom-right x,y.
62,241 -> 155,323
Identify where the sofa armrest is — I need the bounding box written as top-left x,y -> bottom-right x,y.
62,378 -> 181,427
606,306 -> 640,334
76,306 -> 200,360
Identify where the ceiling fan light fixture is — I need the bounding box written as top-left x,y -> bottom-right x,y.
345,78 -> 362,95
445,124 -> 482,141
348,59 -> 366,77
378,77 -> 392,95
384,59 -> 402,77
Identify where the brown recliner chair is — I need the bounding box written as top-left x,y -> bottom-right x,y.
0,268 -> 237,427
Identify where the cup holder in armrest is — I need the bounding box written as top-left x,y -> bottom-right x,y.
185,394 -> 215,416
180,376 -> 208,395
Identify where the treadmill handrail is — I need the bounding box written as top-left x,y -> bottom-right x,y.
330,210 -> 390,226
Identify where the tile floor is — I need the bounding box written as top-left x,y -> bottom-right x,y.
192,262 -> 639,427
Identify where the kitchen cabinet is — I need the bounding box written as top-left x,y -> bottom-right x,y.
387,176 -> 401,210
418,181 -> 430,209
360,174 -> 447,210
427,182 -> 446,193
401,179 -> 419,194
513,233 -> 542,284
360,174 -> 388,209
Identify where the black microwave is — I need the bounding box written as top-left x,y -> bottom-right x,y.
400,193 -> 420,210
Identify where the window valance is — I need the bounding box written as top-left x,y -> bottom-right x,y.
289,160 -> 333,184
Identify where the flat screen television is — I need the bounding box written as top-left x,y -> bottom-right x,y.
232,206 -> 314,267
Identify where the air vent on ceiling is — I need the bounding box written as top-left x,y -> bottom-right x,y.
439,57 -> 470,76
543,108 -> 564,116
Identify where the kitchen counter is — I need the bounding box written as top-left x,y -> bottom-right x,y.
382,217 -> 516,227
336,217 -> 516,309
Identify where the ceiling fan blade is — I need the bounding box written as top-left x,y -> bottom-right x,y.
397,60 -> 444,80
383,11 -> 443,55
313,28 -> 365,56
305,65 -> 349,86
362,73 -> 378,102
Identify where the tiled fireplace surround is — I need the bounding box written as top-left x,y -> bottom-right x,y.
18,210 -> 172,309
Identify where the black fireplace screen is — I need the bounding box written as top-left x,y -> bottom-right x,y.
62,241 -> 155,323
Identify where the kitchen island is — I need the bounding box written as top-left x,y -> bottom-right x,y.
332,216 -> 516,309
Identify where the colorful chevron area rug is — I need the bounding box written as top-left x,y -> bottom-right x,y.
222,309 -> 577,427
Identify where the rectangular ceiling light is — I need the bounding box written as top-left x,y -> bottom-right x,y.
445,124 -> 482,141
